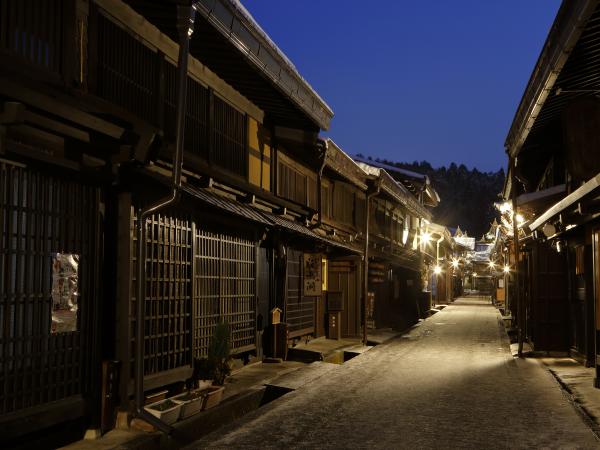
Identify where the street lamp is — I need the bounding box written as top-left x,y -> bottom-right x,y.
503,265 -> 510,274
434,265 -> 442,275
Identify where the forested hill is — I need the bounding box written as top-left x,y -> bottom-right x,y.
375,159 -> 505,239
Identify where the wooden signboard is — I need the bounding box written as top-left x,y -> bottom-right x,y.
303,253 -> 322,296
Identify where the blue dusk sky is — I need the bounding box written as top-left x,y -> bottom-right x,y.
241,1 -> 561,172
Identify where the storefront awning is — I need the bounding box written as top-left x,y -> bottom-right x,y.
262,211 -> 362,254
181,183 -> 272,226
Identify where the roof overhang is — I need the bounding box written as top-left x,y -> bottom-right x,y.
529,172 -> 600,231
505,0 -> 600,157
194,0 -> 333,130
123,0 -> 333,131
323,139 -> 368,190
352,155 -> 439,206
356,162 -> 432,220
516,184 -> 566,217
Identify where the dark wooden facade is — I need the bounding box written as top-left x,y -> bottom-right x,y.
0,0 -> 441,442
501,0 -> 600,369
0,0 -> 339,441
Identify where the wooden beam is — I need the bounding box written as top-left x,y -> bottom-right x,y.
0,78 -> 124,139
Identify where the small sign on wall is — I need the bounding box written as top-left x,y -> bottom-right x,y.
51,253 -> 79,334
303,253 -> 322,296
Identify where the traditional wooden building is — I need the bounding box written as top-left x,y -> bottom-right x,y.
0,0 -> 343,441
315,139 -> 368,339
356,161 -> 434,331
502,0 -> 600,371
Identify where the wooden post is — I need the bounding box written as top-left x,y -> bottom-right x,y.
510,158 -> 524,356
362,194 -> 370,345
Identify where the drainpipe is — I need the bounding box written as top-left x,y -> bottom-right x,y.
313,139 -> 328,229
362,179 -> 381,345
133,4 -> 195,433
510,157 -> 524,357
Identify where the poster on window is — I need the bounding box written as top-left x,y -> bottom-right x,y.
51,253 -> 79,334
303,253 -> 322,296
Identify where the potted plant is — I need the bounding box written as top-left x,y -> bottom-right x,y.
207,321 -> 232,386
189,322 -> 230,410
187,357 -> 214,391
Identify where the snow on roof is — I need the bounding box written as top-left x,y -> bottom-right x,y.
353,156 -> 429,184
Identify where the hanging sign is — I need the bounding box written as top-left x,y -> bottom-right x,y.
303,253 -> 322,296
51,253 -> 79,334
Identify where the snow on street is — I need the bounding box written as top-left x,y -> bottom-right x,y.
190,297 -> 599,449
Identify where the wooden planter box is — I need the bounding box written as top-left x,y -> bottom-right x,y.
173,390 -> 205,419
144,390 -> 168,405
145,398 -> 182,425
196,379 -> 212,390
202,386 -> 224,410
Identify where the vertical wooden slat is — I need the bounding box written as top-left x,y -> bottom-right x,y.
0,160 -> 99,416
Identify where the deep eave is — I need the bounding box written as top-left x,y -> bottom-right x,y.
324,139 -> 368,191
357,162 -> 432,221
121,0 -> 333,131
505,0 -> 600,157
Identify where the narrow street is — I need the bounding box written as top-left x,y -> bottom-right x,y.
191,297 -> 599,449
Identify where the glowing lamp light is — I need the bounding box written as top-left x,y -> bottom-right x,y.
488,261 -> 495,269
516,214 -> 525,224
433,265 -> 442,275
473,272 -> 478,277
503,265 -> 510,274
421,232 -> 431,243
451,259 -> 459,269
499,202 -> 511,214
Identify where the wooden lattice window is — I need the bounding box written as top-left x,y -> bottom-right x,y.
193,228 -> 256,356
286,248 -> 314,336
0,0 -> 64,74
132,214 -> 192,376
333,181 -> 355,227
277,152 -> 317,208
97,13 -> 157,124
212,96 -> 246,177
164,64 -> 209,159
0,160 -> 100,414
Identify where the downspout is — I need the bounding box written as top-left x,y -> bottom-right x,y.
133,4 -> 195,433
313,139 -> 328,229
362,179 -> 381,345
510,157 -> 524,357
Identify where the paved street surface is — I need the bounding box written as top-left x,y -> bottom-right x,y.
190,297 -> 599,449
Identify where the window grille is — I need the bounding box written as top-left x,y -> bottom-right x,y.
132,214 -> 192,376
194,229 -> 256,356
97,13 -> 157,124
164,63 -> 209,159
0,161 -> 100,414
212,96 -> 246,177
285,248 -> 314,336
0,0 -> 63,74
